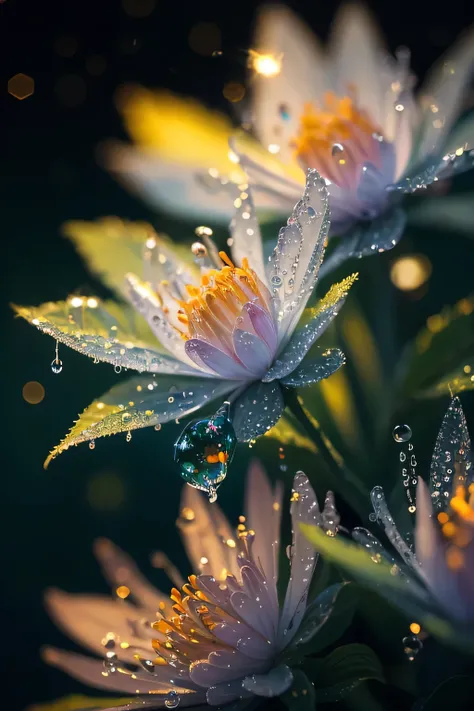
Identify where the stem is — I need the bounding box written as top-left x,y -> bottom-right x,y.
284,388 -> 370,522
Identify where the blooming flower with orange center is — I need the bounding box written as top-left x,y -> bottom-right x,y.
14,170 -> 356,466
40,463 -> 347,709
104,4 -> 474,275
303,397 -> 474,652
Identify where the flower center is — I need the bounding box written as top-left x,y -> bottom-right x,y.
291,92 -> 383,189
437,484 -> 474,570
173,252 -> 270,345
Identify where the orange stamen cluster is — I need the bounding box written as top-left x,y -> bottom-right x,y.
175,253 -> 268,343
438,484 -> 474,571
292,92 -> 382,188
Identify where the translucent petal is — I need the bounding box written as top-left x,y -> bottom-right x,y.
229,187 -> 266,284
14,299 -> 203,376
281,348 -> 346,387
232,381 -> 284,442
44,375 -> 235,466
370,486 -> 421,571
267,169 -> 331,341
290,582 -> 348,647
319,208 -> 406,277
263,274 -> 357,382
63,217 -> 198,300
242,664 -> 294,697
232,329 -> 273,376
429,396 -> 473,511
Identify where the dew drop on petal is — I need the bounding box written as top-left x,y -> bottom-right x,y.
392,424 -> 412,443
165,690 -> 181,708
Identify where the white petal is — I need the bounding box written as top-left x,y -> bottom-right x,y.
229,187 -> 266,284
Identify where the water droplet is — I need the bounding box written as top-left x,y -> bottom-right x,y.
402,635 -> 423,661
331,142 -> 344,156
89,439 -> 95,450
400,451 -> 407,462
126,431 -> 132,442
165,690 -> 180,709
174,404 -> 236,502
154,423 -> 162,431
51,358 -> 63,374
122,412 -> 132,424
279,103 -> 290,121
369,512 -> 377,522
271,275 -> 282,288
114,364 -> 122,374
393,424 -> 412,443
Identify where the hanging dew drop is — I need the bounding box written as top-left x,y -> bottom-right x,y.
393,424 -> 412,443
51,358 -> 63,374
164,690 -> 180,709
89,440 -> 95,450
126,431 -> 132,442
402,635 -> 423,661
114,364 -> 122,374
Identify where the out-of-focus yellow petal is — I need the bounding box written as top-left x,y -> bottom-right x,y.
27,696 -> 132,711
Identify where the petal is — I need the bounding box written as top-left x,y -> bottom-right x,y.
429,396 -> 472,511
206,679 -> 254,707
263,274 -> 357,382
267,170 -> 331,341
239,303 -> 278,354
370,486 -> 421,571
242,664 -> 293,697
278,473 -> 321,647
177,486 -> 241,581
232,329 -> 273,376
13,299 -> 198,376
44,375 -> 235,466
281,348 -> 346,387
252,5 -> 327,165
63,217 -> 198,301
319,208 -> 406,277
414,478 -> 438,565
185,339 -> 252,380
232,381 -> 284,442
229,187 -> 266,284
417,26 -> 474,160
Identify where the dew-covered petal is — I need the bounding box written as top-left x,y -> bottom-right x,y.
44,375 -> 235,466
206,679 -> 254,706
185,339 -> 253,380
267,170 -> 331,342
239,303 -> 278,355
242,663 -> 293,697
232,381 -> 284,442
281,348 -> 345,387
319,208 -> 406,277
211,621 -> 274,660
430,396 -> 473,511
13,299 -> 200,376
178,485 -> 241,581
263,275 -> 357,382
290,582 -> 348,648
233,330 -> 273,376
229,188 -> 266,284
370,486 -> 421,571
278,473 -> 321,647
63,217 -> 199,301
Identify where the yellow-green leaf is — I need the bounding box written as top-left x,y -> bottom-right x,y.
264,411 -> 317,453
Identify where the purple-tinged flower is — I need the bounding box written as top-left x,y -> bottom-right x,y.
42,463 -> 342,709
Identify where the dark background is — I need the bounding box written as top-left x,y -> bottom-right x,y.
2,0 -> 474,709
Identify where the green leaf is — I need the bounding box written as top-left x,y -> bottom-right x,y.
415,675 -> 474,710
264,411 -> 317,454
398,296 -> 474,398
280,670 -> 316,711
27,696 -> 133,711
63,218 -> 199,301
306,644 -> 385,702
43,375 -> 234,467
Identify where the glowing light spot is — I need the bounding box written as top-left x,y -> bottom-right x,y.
437,511 -> 449,524
22,381 -> 45,405
87,297 -> 99,308
200,556 -> 209,565
146,237 -> 157,249
96,401 -> 105,410
390,255 -> 432,291
70,296 -> 84,307
116,585 -> 131,599
464,365 -> 471,374
249,51 -> 282,77
195,225 -> 213,238
395,103 -> 404,112
409,622 -> 421,635
268,143 -> 280,154
446,547 -> 464,571
228,149 -> 239,164
181,507 -> 195,521
226,538 -> 236,548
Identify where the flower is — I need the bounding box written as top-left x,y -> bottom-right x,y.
42,463 -> 344,709
303,396 -> 474,651
104,5 -> 474,273
15,170 -> 356,469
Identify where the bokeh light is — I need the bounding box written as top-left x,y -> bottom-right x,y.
223,81 -> 246,103
390,255 -> 432,291
248,51 -> 281,77
122,0 -> 156,18
8,73 -> 34,100
22,381 -> 45,405
188,22 -> 221,56
87,471 -> 126,511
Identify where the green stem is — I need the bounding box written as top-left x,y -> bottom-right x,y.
284,388 -> 370,522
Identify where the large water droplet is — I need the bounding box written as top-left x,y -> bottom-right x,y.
271,275 -> 282,288
402,635 -> 423,661
51,359 -> 63,374
331,142 -> 344,157
174,403 -> 236,502
165,690 -> 181,709
393,424 -> 412,443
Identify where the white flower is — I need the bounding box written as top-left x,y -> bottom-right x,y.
303,396 -> 474,651
105,5 -> 474,273
15,171 -> 355,469
42,463 -> 342,709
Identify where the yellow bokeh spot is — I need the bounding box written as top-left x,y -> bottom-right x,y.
8,73 -> 34,100
116,585 -> 131,599
249,50 -> 282,77
390,255 -> 432,291
22,381 -> 45,405
410,622 -> 421,635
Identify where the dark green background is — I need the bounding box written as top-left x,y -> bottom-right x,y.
2,0 -> 474,709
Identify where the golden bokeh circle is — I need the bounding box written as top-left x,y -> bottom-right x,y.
22,381 -> 45,405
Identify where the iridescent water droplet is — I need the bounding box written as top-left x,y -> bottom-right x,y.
271,275 -> 282,288
165,690 -> 180,709
402,635 -> 423,661
393,424 -> 412,443
51,359 -> 63,374
174,403 -> 236,502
